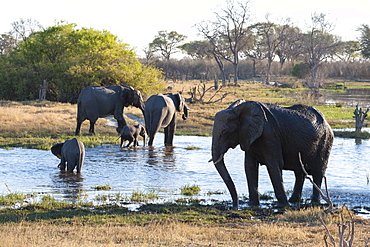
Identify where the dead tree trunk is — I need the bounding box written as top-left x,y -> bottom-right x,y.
353,105 -> 369,132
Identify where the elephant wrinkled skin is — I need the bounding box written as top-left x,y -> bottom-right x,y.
75,85 -> 145,135
51,138 -> 85,173
210,100 -> 334,208
144,93 -> 188,147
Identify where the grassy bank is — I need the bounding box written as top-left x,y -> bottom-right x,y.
0,80 -> 364,149
1,199 -> 370,246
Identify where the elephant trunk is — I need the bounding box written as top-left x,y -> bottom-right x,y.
211,148 -> 239,208
182,104 -> 188,120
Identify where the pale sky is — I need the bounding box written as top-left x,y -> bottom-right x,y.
1,0 -> 370,57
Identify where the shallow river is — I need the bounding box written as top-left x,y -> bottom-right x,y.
1,132 -> 370,213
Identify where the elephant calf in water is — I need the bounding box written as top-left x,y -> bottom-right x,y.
120,123 -> 146,148
51,138 -> 85,173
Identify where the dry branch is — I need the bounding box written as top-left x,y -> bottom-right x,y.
298,152 -> 333,211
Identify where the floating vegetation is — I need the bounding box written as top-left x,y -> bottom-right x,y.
180,185 -> 201,196
185,146 -> 200,150
94,185 -> 112,191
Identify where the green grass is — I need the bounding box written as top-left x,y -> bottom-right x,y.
180,185 -> 201,196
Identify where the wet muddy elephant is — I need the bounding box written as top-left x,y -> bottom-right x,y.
75,85 -> 145,135
51,138 -> 85,173
144,93 -> 188,147
210,100 -> 334,208
120,123 -> 146,147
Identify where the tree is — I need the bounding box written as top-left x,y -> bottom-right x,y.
301,13 -> 342,90
197,0 -> 253,85
0,34 -> 16,55
180,40 -> 212,59
358,24 -> 370,59
149,30 -> 187,60
0,23 -> 164,102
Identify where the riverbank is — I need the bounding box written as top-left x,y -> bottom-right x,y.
1,201 -> 370,246
0,80 -> 365,149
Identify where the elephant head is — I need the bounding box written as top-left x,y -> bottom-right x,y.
210,100 -> 268,208
121,86 -> 145,113
171,93 -> 188,120
51,142 -> 64,159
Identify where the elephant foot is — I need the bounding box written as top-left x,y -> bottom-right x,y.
248,200 -> 260,207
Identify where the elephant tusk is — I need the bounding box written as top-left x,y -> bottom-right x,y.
209,153 -> 224,165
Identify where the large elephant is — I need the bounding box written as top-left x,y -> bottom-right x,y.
51,138 -> 85,173
210,100 -> 334,208
75,85 -> 145,135
144,93 -> 188,146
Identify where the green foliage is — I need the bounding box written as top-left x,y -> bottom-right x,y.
0,22 -> 164,102
358,24 -> 370,59
291,63 -> 310,78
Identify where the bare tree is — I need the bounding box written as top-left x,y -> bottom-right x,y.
197,0 -> 253,85
9,18 -> 43,43
301,13 -> 342,90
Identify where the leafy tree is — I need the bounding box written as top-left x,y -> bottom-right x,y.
0,23 -> 164,102
149,30 -> 187,60
180,40 -> 212,59
358,24 -> 370,59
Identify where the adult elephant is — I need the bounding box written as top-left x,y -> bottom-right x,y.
210,100 -> 334,208
75,85 -> 145,135
144,93 -> 188,146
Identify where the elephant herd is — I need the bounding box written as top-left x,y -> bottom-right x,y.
51,85 -> 334,208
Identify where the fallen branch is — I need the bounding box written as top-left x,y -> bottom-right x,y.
298,152 -> 333,212
321,205 -> 355,247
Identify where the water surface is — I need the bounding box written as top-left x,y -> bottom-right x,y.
1,132 -> 370,211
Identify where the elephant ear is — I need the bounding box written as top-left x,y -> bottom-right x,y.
51,143 -> 64,158
121,88 -> 134,107
172,93 -> 183,112
234,101 -> 268,151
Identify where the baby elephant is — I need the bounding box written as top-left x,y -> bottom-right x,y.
51,138 -> 85,173
120,124 -> 146,148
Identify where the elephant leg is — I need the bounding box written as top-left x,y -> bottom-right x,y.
116,118 -> 127,134
59,158 -> 66,171
75,121 -> 83,135
124,136 -> 132,147
266,163 -> 289,206
289,170 -> 305,203
164,118 -> 176,146
88,120 -> 97,134
312,173 -> 324,203
120,138 -> 125,147
245,155 -> 260,206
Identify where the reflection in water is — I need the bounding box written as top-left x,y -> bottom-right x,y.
146,147 -> 175,168
1,133 -> 370,208
51,172 -> 84,203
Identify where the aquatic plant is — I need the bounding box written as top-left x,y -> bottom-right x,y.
180,185 -> 201,196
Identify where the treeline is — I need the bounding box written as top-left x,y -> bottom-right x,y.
2,1 -> 370,103
0,21 -> 165,103
143,1 -> 370,88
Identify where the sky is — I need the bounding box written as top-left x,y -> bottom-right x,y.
1,0 -> 370,58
